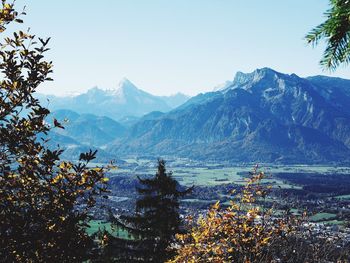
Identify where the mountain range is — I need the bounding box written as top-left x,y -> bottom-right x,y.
43,110 -> 125,161
43,68 -> 350,164
36,78 -> 190,120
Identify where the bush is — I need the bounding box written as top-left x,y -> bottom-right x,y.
169,166 -> 349,263
0,2 -> 109,262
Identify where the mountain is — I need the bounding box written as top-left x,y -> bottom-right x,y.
40,109 -> 126,161
36,79 -> 189,120
41,131 -> 121,162
49,109 -> 126,147
161,93 -> 191,108
307,75 -> 350,116
107,68 -> 350,164
213,80 -> 234,91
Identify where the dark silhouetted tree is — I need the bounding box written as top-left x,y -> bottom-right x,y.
108,159 -> 192,262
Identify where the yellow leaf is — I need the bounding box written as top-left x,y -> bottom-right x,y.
4,3 -> 12,9
212,200 -> 220,210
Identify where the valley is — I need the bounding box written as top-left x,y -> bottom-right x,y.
43,68 -> 350,164
40,68 -> 350,245
4,1 -> 350,260
90,158 -> 350,229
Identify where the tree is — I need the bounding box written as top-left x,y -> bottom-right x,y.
168,168 -> 302,263
0,1 -> 109,262
306,0 -> 350,70
110,159 -> 192,262
168,168 -> 350,263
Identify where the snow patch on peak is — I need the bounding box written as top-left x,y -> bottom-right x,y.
107,78 -> 142,101
213,80 -> 233,91
118,77 -> 136,89
86,86 -> 105,95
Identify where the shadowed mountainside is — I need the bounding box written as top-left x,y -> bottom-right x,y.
107,68 -> 350,163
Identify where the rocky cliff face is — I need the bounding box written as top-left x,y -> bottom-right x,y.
108,68 -> 350,163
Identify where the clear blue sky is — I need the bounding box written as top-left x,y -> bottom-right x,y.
15,0 -> 350,96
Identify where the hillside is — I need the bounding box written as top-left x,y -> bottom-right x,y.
107,68 -> 350,163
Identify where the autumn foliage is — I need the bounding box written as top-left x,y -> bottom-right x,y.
169,167 -> 301,263
1,1 -> 349,263
0,1 -> 109,262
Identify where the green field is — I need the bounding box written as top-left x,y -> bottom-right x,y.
321,220 -> 344,225
182,198 -> 216,205
99,159 -> 350,190
90,159 -> 350,229
86,220 -> 134,240
310,212 -> 337,222
335,194 -> 350,200
169,166 -> 303,189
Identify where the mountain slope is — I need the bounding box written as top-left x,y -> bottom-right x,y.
108,68 -> 350,163
161,93 -> 190,108
307,75 -> 350,116
49,110 -> 126,147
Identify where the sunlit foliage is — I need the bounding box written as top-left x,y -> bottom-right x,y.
169,167 -> 301,263
0,1 -> 109,261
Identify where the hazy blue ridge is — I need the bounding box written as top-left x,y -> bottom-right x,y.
35,78 -> 190,120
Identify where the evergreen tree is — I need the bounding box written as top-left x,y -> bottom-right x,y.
111,159 -> 192,262
306,0 -> 350,70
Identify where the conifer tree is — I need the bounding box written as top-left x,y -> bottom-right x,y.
306,0 -> 350,70
112,159 -> 192,262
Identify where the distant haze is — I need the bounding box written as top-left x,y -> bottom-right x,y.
44,68 -> 350,163
36,78 -> 190,120
19,0 -> 350,96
